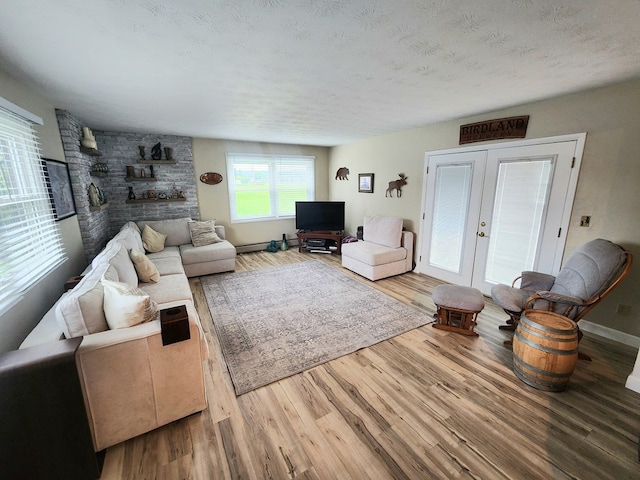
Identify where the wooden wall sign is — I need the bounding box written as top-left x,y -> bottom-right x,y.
459,115 -> 529,144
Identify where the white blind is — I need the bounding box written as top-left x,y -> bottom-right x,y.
0,106 -> 66,314
226,154 -> 315,222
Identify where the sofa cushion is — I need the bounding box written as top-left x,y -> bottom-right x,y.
341,240 -> 407,266
106,226 -> 143,253
188,220 -> 223,247
129,248 -> 160,283
146,246 -> 181,261
138,273 -> 193,305
102,279 -> 159,329
138,218 -> 192,247
95,241 -> 139,287
55,263 -> 118,338
179,240 -> 236,265
363,216 -> 403,248
150,256 -> 186,276
142,225 -> 167,253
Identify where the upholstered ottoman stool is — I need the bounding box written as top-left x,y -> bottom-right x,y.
432,285 -> 485,336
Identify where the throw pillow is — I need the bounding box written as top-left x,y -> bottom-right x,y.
102,278 -> 159,329
188,220 -> 223,247
142,224 -> 167,253
129,248 -> 160,283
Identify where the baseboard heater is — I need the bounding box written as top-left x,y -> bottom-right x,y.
236,238 -> 299,254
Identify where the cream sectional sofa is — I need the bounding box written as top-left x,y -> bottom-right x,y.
20,218 -> 236,452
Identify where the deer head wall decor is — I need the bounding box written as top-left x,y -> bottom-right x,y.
385,173 -> 408,198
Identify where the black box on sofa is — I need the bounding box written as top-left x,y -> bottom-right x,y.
160,305 -> 190,346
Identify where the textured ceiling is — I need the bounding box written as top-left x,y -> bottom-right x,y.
1,1 -> 639,146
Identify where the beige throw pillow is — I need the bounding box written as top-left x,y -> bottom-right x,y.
188,220 -> 223,247
129,248 -> 160,283
102,279 -> 159,329
142,224 -> 167,253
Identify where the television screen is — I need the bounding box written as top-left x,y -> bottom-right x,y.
295,201 -> 345,232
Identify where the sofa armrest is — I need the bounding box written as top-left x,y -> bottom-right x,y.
401,231 -> 414,271
75,302 -> 208,451
214,225 -> 226,240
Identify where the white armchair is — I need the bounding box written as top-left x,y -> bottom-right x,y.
341,216 -> 413,281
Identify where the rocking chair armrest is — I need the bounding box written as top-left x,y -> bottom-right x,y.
519,271 -> 556,291
524,291 -> 586,309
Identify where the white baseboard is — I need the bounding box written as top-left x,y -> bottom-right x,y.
236,239 -> 299,254
578,319 -> 640,348
578,320 -> 640,393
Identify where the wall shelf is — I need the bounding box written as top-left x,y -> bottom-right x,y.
137,160 -> 176,165
80,146 -> 102,156
89,203 -> 109,212
126,197 -> 186,204
126,177 -> 157,182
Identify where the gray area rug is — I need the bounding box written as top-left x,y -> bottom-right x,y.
202,260 -> 432,395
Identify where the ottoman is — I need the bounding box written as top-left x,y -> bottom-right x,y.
432,285 -> 485,336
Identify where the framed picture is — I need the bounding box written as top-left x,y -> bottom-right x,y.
358,173 -> 374,193
43,158 -> 77,221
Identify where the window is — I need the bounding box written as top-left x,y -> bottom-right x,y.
226,154 -> 315,222
0,99 -> 66,314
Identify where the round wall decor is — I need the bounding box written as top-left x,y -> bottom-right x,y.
199,172 -> 223,185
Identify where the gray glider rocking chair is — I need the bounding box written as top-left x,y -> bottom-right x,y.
491,238 -> 633,356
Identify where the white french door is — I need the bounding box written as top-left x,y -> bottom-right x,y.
419,135 -> 585,295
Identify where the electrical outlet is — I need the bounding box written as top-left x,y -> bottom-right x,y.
616,304 -> 631,316
580,215 -> 591,227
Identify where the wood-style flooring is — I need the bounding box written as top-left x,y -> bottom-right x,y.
99,250 -> 640,479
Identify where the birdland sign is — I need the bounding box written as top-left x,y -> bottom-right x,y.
459,115 -> 529,144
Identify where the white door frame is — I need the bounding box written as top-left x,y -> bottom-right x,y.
417,133 -> 586,279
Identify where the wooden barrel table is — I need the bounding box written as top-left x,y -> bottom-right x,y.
512,310 -> 579,392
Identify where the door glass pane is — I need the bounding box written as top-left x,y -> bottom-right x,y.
430,163 -> 473,273
484,157 -> 554,284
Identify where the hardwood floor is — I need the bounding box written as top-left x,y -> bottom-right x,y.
99,250 -> 640,479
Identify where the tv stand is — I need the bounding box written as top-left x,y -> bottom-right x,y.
297,230 -> 343,255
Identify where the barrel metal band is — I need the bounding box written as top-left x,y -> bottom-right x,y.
514,330 -> 579,355
517,321 -> 578,343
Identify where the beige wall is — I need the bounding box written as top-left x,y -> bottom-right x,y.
0,70 -> 87,353
192,138 -> 330,247
330,79 -> 640,337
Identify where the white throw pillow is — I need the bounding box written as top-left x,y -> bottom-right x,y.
102,279 -> 159,329
129,248 -> 160,283
142,224 -> 167,253
188,219 -> 223,247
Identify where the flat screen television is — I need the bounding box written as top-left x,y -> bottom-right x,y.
295,201 -> 345,232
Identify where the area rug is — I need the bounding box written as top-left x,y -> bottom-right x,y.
201,259 -> 433,395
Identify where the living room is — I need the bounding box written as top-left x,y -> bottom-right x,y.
1,2 -> 640,479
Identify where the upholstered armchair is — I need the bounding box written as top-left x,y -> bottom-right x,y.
341,216 -> 413,281
491,238 -> 632,335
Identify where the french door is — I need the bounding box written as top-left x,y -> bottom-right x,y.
418,135 -> 585,295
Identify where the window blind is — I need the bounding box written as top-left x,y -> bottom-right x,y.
226,154 -> 315,223
0,105 -> 66,314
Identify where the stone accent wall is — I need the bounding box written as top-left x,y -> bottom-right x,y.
92,131 -> 199,237
56,109 -> 110,263
56,110 -> 199,261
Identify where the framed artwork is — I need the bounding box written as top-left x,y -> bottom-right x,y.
43,158 -> 77,221
358,173 -> 374,193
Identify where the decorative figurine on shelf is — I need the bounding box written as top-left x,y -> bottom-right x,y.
88,183 -> 100,206
151,142 -> 162,160
158,192 -> 168,199
149,165 -> 155,178
126,165 -> 135,178
138,145 -> 146,160
147,189 -> 156,199
172,183 -> 179,198
140,168 -> 146,178
164,147 -> 173,160
81,127 -> 98,150
280,234 -> 289,251
128,186 -> 136,200
177,189 -> 185,198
